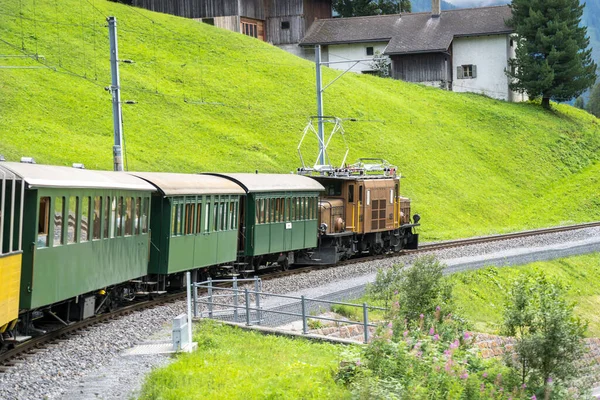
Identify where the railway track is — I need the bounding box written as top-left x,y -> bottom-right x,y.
2,221 -> 599,368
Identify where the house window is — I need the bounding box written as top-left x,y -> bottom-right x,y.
458,64 -> 477,79
366,46 -> 374,56
241,22 -> 258,38
281,21 -> 290,30
510,39 -> 514,47
202,18 -> 214,26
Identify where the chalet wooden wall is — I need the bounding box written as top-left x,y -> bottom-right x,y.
133,0 -> 332,45
133,0 -> 239,18
390,53 -> 452,83
303,0 -> 332,28
239,0 -> 265,20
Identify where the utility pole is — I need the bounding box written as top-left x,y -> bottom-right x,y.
107,16 -> 124,172
315,45 -> 325,165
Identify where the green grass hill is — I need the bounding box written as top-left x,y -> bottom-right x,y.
1,0 -> 599,241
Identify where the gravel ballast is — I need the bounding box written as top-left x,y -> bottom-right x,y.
1,226 -> 599,400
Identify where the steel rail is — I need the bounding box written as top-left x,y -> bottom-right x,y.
2,221 -> 598,368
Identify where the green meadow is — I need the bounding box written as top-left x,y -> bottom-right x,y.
1,0 -> 599,240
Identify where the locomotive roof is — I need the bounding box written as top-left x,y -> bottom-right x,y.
0,162 -> 156,191
206,173 -> 325,193
130,172 -> 245,196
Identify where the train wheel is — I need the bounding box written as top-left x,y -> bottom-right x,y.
280,258 -> 289,271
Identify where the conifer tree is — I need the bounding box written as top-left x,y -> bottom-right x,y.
587,82 -> 600,118
507,0 -> 597,109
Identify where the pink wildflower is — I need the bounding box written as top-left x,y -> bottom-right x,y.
521,384 -> 526,389
433,334 -> 440,341
531,395 -> 537,400
450,340 -> 459,349
464,331 -> 471,340
403,330 -> 409,338
436,305 -> 441,311
460,372 -> 468,380
547,377 -> 553,383
356,360 -> 361,366
420,313 -> 424,319
388,322 -> 393,328
429,327 -> 435,335
482,372 -> 488,378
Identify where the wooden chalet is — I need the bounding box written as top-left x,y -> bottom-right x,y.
132,0 -> 332,47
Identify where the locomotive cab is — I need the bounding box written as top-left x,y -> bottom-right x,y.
296,159 -> 419,265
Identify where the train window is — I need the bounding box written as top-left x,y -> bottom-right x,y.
116,197 -> 124,237
81,197 -> 90,242
171,201 -> 179,236
290,197 -> 295,221
285,198 -> 290,221
93,197 -> 102,240
196,202 -> 202,233
263,199 -> 269,224
261,199 -> 266,224
390,189 -> 394,204
348,185 -> 355,203
124,198 -> 133,236
229,202 -> 235,230
366,190 -> 371,206
255,200 -> 260,224
185,200 -> 195,235
54,197 -> 64,246
134,198 -> 141,235
213,201 -> 219,231
105,196 -> 111,239
141,197 -> 149,234
205,203 -> 210,232
67,197 -> 78,244
37,197 -> 50,248
359,186 -> 363,204
220,202 -> 226,231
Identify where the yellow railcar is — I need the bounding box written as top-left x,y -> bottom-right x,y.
0,163 -> 24,335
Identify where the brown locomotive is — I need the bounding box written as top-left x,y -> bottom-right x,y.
297,158 -> 419,265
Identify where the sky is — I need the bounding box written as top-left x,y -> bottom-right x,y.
446,0 -> 509,6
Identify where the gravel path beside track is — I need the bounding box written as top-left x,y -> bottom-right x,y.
1,226 -> 599,400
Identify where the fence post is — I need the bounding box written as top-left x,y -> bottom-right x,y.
233,277 -> 238,323
191,270 -> 198,318
245,288 -> 251,326
207,277 -> 213,319
186,271 -> 193,347
363,303 -> 369,344
254,276 -> 261,325
301,295 -> 308,334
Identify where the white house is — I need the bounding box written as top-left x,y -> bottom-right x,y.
300,2 -> 527,102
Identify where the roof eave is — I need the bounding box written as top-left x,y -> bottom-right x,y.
385,48 -> 449,56
453,30 -> 514,39
300,38 -> 392,47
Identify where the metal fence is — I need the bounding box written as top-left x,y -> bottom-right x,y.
186,274 -> 386,344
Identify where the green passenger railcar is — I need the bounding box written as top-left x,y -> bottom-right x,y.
132,173 -> 245,275
208,174 -> 324,265
1,162 -> 156,311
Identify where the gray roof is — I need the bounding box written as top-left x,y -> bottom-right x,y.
130,172 -> 245,196
300,14 -> 401,45
206,173 -> 325,194
0,162 -> 156,191
300,6 -> 512,54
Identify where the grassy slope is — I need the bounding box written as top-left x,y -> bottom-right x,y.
1,0 -> 600,240
140,321 -> 350,399
449,253 -> 600,336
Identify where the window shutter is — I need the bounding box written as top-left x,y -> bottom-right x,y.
457,66 -> 464,79
472,65 -> 477,78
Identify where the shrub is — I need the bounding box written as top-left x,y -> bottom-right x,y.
503,272 -> 587,396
